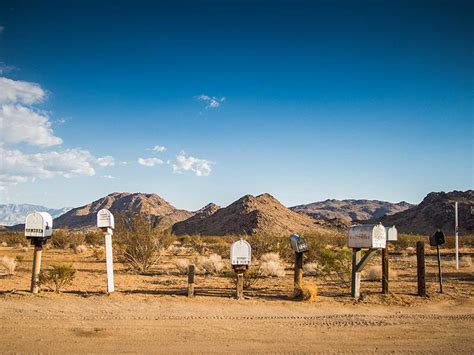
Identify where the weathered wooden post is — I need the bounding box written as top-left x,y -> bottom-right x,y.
348,223 -> 387,299
187,264 -> 195,297
97,209 -> 115,293
416,241 -> 426,297
25,212 -> 53,294
289,234 -> 309,298
230,239 -> 251,300
382,226 -> 398,294
430,230 -> 446,294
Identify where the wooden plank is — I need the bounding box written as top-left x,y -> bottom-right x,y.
236,273 -> 244,300
355,249 -> 377,273
187,264 -> 195,297
351,248 -> 361,298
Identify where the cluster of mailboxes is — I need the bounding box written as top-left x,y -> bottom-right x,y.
24,212 -> 53,240
348,223 -> 398,249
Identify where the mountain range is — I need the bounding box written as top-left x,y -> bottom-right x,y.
0,204 -> 72,226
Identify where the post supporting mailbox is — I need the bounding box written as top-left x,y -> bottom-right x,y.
416,241 -> 426,297
97,209 -> 115,293
430,230 -> 445,294
289,234 -> 308,298
230,239 -> 251,300
187,264 -> 195,297
348,224 -> 386,299
25,212 -> 53,294
382,226 -> 397,294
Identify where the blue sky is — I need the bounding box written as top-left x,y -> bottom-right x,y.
0,0 -> 472,210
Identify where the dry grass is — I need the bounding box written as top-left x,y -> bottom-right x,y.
195,254 -> 226,275
460,255 -> 472,268
295,281 -> 318,302
174,259 -> 190,274
74,245 -> 88,254
0,256 -> 17,276
364,265 -> 381,281
259,253 -> 286,277
303,262 -> 320,276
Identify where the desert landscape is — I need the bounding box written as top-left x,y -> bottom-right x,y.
1,190 -> 473,353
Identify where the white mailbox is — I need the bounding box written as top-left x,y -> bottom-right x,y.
230,239 -> 252,266
290,234 -> 309,253
348,223 -> 386,249
385,226 -> 398,242
97,209 -> 115,229
25,212 -> 53,238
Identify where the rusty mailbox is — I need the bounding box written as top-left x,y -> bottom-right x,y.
290,234 -> 309,253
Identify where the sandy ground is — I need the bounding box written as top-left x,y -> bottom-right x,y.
1,245 -> 473,353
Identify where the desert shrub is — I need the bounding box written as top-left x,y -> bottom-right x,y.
0,232 -> 27,246
303,262 -> 321,276
74,245 -> 88,254
38,264 -> 76,293
51,229 -> 85,249
91,246 -> 105,260
114,213 -> 171,273
1,241 -> 7,247
460,255 -> 472,268
197,254 -> 226,275
295,281 -> 318,301
15,255 -> 24,263
84,230 -> 104,246
19,246 -> 29,252
206,240 -> 231,258
259,253 -> 286,277
250,233 -> 292,260
0,256 -> 17,276
175,259 -> 190,275
364,265 -> 381,281
313,248 -> 352,285
226,266 -> 262,289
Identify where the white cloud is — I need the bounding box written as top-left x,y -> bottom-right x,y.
0,147 -> 98,188
172,153 -> 213,176
0,77 -> 46,105
96,155 -> 115,167
101,175 -> 115,179
0,104 -> 63,146
152,144 -> 166,152
138,157 -> 164,167
196,94 -> 225,109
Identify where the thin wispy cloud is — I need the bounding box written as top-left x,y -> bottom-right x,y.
196,94 -> 225,109
101,175 -> 116,179
138,157 -> 164,167
152,144 -> 166,152
0,62 -> 16,74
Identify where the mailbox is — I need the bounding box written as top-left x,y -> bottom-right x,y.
348,223 -> 386,249
25,212 -> 53,239
290,234 -> 309,253
97,209 -> 115,229
430,230 -> 445,247
230,239 -> 251,266
385,226 -> 398,242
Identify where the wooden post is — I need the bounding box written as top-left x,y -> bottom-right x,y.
351,248 -> 362,298
294,252 -> 303,298
382,248 -> 389,294
236,272 -> 244,300
187,264 -> 195,297
30,244 -> 43,294
416,241 -> 426,297
104,231 -> 114,293
436,245 -> 443,293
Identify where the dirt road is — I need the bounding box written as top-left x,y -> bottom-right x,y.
1,293 -> 472,353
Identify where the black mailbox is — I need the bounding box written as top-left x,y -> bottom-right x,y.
429,230 -> 445,247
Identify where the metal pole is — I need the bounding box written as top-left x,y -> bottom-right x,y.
30,243 -> 43,294
455,202 -> 459,270
436,244 -> 443,293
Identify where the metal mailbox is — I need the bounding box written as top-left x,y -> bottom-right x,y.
97,209 -> 115,229
385,226 -> 398,242
430,230 -> 445,247
290,234 -> 309,253
230,239 -> 251,266
348,223 -> 386,249
25,212 -> 53,239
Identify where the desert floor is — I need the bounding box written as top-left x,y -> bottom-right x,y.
1,245 -> 473,353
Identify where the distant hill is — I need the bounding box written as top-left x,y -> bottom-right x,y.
54,192 -> 193,230
0,204 -> 72,226
173,193 -> 337,236
381,190 -> 474,235
290,199 -> 414,222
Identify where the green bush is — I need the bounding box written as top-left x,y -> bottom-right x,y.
309,247 -> 352,285
38,264 -> 76,293
51,230 -> 86,249
84,230 -> 104,246
0,232 -> 28,246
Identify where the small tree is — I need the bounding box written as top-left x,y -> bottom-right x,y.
38,264 -> 76,293
114,213 -> 172,273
